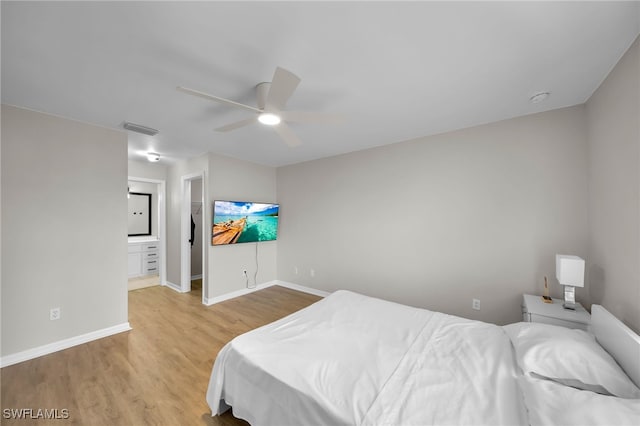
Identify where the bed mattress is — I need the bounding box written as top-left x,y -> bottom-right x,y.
206,290 -> 526,425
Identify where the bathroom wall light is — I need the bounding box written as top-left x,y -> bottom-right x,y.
147,152 -> 161,162
530,92 -> 551,104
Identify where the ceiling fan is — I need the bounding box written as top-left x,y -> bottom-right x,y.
177,67 -> 342,147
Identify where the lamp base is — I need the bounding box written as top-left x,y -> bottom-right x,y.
563,285 -> 576,310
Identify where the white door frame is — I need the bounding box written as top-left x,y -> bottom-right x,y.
180,171 -> 207,303
128,176 -> 167,286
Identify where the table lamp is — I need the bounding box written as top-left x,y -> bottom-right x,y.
556,254 -> 585,310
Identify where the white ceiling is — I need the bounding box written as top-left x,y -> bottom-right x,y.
2,1 -> 639,167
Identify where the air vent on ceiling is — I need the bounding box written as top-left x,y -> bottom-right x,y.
123,122 -> 159,136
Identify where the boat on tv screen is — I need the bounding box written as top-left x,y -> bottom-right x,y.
212,201 -> 279,245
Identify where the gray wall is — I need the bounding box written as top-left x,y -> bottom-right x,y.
208,154 -> 277,298
1,105 -> 128,355
277,106 -> 588,325
586,36 -> 639,332
128,159 -> 167,182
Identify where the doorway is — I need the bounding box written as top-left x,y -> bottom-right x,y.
127,176 -> 167,289
189,178 -> 204,298
180,172 -> 207,303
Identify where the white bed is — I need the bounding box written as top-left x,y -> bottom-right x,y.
206,290 -> 640,425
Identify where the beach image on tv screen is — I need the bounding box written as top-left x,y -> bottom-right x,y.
212,201 -> 279,245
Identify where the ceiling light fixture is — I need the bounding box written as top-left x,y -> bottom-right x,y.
147,152 -> 161,162
258,113 -> 281,126
529,92 -> 551,104
123,122 -> 159,136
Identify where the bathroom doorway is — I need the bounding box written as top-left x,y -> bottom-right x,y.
127,176 -> 166,291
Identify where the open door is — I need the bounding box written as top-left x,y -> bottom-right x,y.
180,172 -> 207,303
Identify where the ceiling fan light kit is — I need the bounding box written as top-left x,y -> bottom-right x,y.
258,113 -> 281,126
178,66 -> 342,148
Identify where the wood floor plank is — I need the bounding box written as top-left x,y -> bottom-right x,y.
1,285 -> 321,425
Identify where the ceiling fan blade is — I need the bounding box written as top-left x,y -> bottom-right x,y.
177,86 -> 261,113
265,67 -> 301,111
273,122 -> 301,148
280,111 -> 345,124
215,116 -> 258,132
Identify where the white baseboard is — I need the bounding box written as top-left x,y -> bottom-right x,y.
0,322 -> 132,368
191,274 -> 203,280
203,280 -> 330,306
204,281 -> 276,306
274,280 -> 331,298
164,281 -> 184,293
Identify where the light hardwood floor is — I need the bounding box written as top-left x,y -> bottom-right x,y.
127,274 -> 160,291
1,284 -> 321,425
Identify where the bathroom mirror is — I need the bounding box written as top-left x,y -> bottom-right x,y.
128,192 -> 152,236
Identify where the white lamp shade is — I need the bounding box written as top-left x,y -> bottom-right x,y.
556,254 -> 585,287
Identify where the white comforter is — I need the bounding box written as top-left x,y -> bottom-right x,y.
206,290 -> 526,425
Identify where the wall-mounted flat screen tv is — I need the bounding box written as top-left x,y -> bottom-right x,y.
212,200 -> 279,245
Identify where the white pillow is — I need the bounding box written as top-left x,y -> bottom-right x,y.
520,374 -> 640,426
503,322 -> 640,399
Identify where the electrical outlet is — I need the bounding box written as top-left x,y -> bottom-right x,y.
50,307 -> 61,321
472,299 -> 481,311
310,269 -> 315,278
294,266 -> 298,275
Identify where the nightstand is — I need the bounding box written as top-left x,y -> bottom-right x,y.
522,294 -> 591,331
